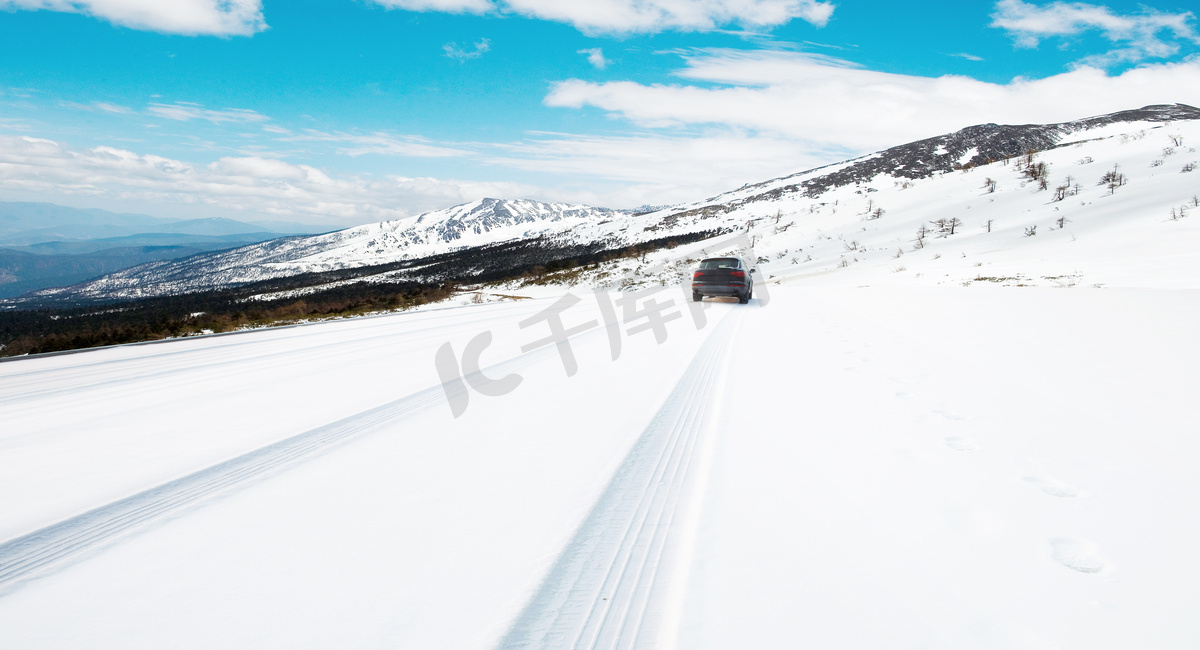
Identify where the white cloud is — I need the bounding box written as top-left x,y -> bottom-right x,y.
951,52 -> 985,61
59,100 -> 134,114
991,0 -> 1200,64
0,0 -> 265,36
443,38 -> 491,62
2,87 -> 39,98
371,0 -> 492,13
545,48 -> 1200,152
0,135 -> 535,224
281,130 -> 473,158
94,101 -> 132,114
579,48 -> 609,69
485,130 -> 838,206
146,102 -> 269,124
0,117 -> 32,132
505,0 -> 834,32
0,126 -> 826,219
368,0 -> 834,32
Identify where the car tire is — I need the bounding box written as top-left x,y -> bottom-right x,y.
738,291 -> 749,304
692,291 -> 703,302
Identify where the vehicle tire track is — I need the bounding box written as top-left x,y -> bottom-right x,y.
499,306 -> 743,650
0,308 -> 578,595
0,382 -> 447,595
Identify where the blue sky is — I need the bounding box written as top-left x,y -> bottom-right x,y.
2,0 -> 1199,225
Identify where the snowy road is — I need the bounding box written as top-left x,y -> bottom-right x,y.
502,307 -> 743,649
2,286 -> 1199,648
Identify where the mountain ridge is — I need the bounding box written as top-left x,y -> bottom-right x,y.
8,103 -> 1199,306
646,103 -> 1200,226
0,201 -> 339,244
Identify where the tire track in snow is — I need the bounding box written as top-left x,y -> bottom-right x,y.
0,383 -> 446,595
0,303 -> 579,594
499,306 -> 744,650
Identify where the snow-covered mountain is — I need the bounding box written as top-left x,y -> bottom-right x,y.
13,103 -> 1200,304
15,198 -> 632,302
634,103 -> 1200,231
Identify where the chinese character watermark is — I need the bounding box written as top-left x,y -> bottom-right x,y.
435,231 -> 766,417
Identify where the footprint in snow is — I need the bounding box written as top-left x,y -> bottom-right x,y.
935,408 -> 969,421
1050,537 -> 1108,574
1023,475 -> 1085,498
944,436 -> 978,451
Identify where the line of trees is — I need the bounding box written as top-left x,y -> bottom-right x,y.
1,229 -> 724,358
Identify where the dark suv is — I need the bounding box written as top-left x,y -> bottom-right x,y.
692,257 -> 755,303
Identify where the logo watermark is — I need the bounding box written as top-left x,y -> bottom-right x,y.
434,232 -> 768,417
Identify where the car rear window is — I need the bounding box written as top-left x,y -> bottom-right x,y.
699,258 -> 739,270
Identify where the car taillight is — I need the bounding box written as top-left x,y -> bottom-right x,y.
730,270 -> 745,278
693,271 -> 704,278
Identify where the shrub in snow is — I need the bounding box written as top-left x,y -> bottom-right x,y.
860,200 -> 885,220
914,224 -> 929,249
930,218 -> 962,236
1100,165 -> 1127,194
1021,153 -> 1051,190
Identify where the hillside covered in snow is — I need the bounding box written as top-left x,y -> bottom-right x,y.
10,103 -> 1199,306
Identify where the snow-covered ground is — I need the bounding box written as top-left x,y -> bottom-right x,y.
738,121 -> 1200,291
2,113 -> 1200,648
1,277 -> 1198,648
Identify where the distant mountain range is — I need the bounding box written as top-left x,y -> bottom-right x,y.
5,199 -> 630,301
0,202 -> 340,298
0,202 -> 338,244
6,103 -> 1199,306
